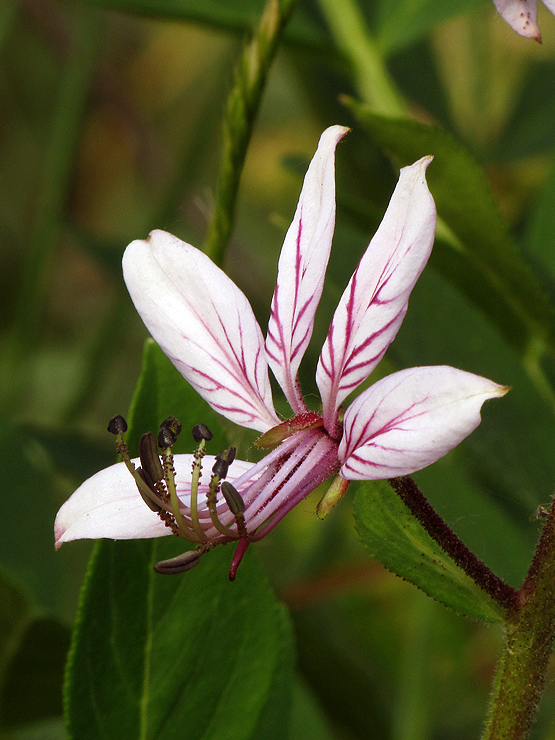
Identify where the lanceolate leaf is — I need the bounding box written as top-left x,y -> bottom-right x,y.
64,541 -> 294,740
353,479 -> 504,622
345,102 -> 555,377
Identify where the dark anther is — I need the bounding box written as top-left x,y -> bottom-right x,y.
139,432 -> 164,484
221,481 -> 246,515
107,415 -> 127,435
212,446 -> 237,479
192,423 -> 213,443
136,469 -> 163,512
154,550 -> 201,575
160,416 -> 182,437
158,426 -> 177,449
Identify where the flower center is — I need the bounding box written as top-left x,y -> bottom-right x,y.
108,413 -> 342,579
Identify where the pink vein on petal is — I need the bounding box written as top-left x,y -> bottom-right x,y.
123,231 -> 279,433
317,157 -> 436,432
266,125 -> 349,413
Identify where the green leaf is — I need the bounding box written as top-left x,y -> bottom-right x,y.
0,572 -> 70,730
289,679 -> 334,740
524,152 -> 555,278
375,0 -> 489,56
345,102 -> 555,371
65,541 -> 294,740
0,571 -> 31,703
353,479 -> 504,622
82,0 -> 327,52
1,618 -> 71,729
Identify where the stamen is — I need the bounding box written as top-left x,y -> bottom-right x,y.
160,416 -> 182,438
221,481 -> 245,515
107,415 -> 128,435
136,469 -> 164,513
107,417 -> 165,514
189,433 -> 209,542
158,426 -> 177,449
221,481 -> 249,540
212,446 -> 236,479
192,423 -> 213,443
139,432 -> 165,493
154,550 -> 201,575
204,447 -> 241,535
158,422 -> 190,537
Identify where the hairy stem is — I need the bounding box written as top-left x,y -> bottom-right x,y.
389,476 -> 518,612
482,498 -> 555,739
203,0 -> 298,267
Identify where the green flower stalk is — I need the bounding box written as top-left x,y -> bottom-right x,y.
203,0 -> 298,267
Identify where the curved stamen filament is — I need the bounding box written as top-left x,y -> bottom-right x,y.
206,473 -> 235,537
187,438 -> 207,541
160,446 -> 192,536
113,432 -> 165,512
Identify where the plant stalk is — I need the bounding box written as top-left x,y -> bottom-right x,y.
203,0 -> 298,268
482,498 -> 555,739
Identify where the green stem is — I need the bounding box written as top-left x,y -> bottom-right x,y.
317,0 -> 405,116
202,0 -> 298,267
482,500 -> 555,739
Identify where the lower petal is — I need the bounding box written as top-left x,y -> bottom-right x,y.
54,455 -> 255,548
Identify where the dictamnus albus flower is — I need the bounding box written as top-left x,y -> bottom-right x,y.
55,126 -> 507,579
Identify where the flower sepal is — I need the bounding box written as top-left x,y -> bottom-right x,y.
316,474 -> 351,519
255,411 -> 324,449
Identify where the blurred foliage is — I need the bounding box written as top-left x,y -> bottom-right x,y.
3,0 -> 555,738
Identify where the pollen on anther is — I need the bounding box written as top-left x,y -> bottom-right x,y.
158,427 -> 177,449
192,423 -> 213,443
107,415 -> 127,435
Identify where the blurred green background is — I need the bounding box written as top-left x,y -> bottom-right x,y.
4,0 -> 555,737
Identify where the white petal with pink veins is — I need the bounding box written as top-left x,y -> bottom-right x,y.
123,231 -> 279,433
317,157 -> 436,434
493,0 -> 541,40
339,366 -> 508,480
266,125 -> 349,412
54,456 -> 255,548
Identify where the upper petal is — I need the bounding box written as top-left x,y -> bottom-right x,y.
317,157 -> 436,434
54,455 -> 255,548
123,231 -> 279,433
339,366 -> 508,480
266,125 -> 349,412
493,0 -> 541,40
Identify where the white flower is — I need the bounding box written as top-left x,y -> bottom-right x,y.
55,126 -> 507,576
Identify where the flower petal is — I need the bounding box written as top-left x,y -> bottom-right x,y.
317,157 -> 436,434
54,456 -> 255,548
123,231 -> 279,432
266,125 -> 349,412
493,0 -> 541,40
339,366 -> 508,480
